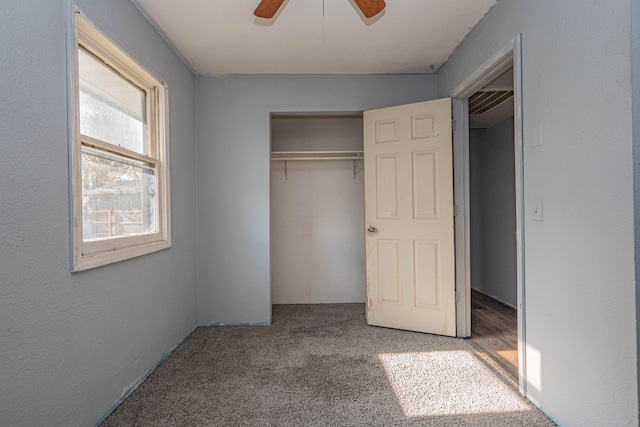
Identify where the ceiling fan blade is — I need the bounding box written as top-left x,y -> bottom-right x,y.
254,0 -> 286,19
353,0 -> 386,18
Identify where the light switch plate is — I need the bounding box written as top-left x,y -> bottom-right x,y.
533,198 -> 543,221
533,124 -> 542,148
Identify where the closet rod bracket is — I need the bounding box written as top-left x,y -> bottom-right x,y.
281,155 -> 288,180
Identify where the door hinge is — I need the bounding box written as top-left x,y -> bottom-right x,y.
454,204 -> 459,217
452,119 -> 457,132
455,291 -> 460,303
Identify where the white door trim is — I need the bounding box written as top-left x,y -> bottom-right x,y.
450,34 -> 526,396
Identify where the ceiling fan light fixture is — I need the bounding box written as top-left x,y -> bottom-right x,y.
254,0 -> 286,19
254,0 -> 386,19
353,0 -> 386,19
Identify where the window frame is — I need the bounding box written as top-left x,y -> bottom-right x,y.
68,8 -> 171,271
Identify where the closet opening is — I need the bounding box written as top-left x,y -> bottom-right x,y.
270,113 -> 366,305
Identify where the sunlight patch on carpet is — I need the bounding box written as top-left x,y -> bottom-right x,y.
378,350 -> 531,417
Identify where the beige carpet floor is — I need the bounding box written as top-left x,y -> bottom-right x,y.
101,304 -> 555,426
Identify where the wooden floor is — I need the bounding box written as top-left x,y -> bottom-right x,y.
467,289 -> 518,380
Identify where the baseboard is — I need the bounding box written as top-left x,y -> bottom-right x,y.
270,300 -> 367,305
471,287 -> 517,309
205,321 -> 270,326
94,327 -> 196,426
526,394 -> 561,426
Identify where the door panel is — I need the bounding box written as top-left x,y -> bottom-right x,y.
376,155 -> 399,219
375,119 -> 400,143
412,151 -> 438,219
414,240 -> 439,308
364,98 -> 455,336
378,240 -> 401,303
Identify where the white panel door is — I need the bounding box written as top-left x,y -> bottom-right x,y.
364,98 -> 456,336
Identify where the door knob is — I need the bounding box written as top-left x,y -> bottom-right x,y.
367,225 -> 376,232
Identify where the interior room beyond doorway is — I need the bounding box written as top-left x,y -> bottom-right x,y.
465,67 -> 518,380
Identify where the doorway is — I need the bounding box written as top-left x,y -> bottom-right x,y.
451,35 -> 526,395
466,67 -> 518,379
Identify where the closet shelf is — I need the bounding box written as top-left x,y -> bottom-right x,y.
271,150 -> 363,161
271,151 -> 364,180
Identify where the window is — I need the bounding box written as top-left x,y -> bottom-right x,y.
69,12 -> 170,271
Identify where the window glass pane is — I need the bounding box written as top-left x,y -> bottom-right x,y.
81,146 -> 157,241
78,48 -> 147,154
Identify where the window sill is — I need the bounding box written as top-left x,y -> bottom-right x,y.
72,238 -> 171,272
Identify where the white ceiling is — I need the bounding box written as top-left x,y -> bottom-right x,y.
133,0 -> 497,75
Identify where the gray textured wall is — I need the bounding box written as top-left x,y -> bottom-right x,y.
632,0 -> 640,420
439,1 -> 636,424
0,1 -> 197,425
196,74 -> 437,325
469,119 -> 517,307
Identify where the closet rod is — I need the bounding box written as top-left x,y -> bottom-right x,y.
272,150 -> 363,155
271,156 -> 362,161
271,150 -> 364,161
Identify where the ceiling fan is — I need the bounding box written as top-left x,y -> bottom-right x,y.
254,0 -> 386,19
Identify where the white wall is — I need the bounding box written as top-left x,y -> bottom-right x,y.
469,119 -> 517,307
196,74 -> 437,325
271,117 -> 365,304
0,1 -> 197,425
469,129 -> 486,302
271,116 -> 364,152
438,1 -> 637,424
